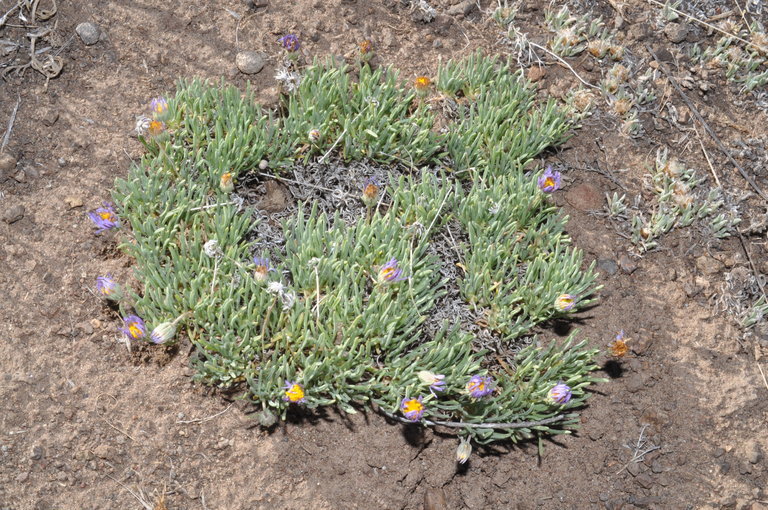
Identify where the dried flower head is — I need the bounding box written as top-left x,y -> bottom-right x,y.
278,34 -> 300,52
587,40 -> 609,58
549,382 -> 572,404
608,330 -> 630,357
414,76 -> 431,93
150,97 -> 168,116
361,177 -> 380,207
400,396 -> 425,422
377,258 -> 406,284
220,172 -> 234,193
613,97 -> 634,116
283,381 -> 306,403
537,166 -> 562,193
308,129 -> 321,143
466,374 -> 495,398
554,293 -> 576,312
456,437 -> 472,464
135,115 -> 151,136
417,370 -> 446,397
203,239 -> 222,258
96,274 -> 123,301
359,39 -> 373,54
253,257 -> 276,283
88,202 -> 120,234
120,315 -> 146,341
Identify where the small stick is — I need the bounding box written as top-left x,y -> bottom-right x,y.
177,403 -> 233,424
757,362 -> 768,391
646,44 -> 768,202
379,408 -> 567,429
693,124 -> 721,188
1,94 -> 20,151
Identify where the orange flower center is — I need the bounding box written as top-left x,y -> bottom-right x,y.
363,183 -> 378,198
414,77 -> 431,90
544,177 -> 556,188
148,120 -> 164,136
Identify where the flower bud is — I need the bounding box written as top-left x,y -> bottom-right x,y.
150,321 -> 177,345
456,438 -> 472,464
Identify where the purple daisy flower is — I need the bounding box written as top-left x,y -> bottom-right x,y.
377,258 -> 406,284
96,274 -> 123,301
549,382 -> 572,404
400,396 -> 425,422
150,97 -> 168,116
120,315 -> 146,341
278,34 -> 300,52
537,166 -> 562,193
87,202 -> 119,234
466,374 -> 495,398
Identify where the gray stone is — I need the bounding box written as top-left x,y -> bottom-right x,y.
597,258 -> 618,276
664,22 -> 688,43
76,22 -> 101,46
747,440 -> 762,464
236,51 -> 266,75
0,153 -> 15,182
30,446 -> 43,461
2,205 -> 24,224
618,252 -> 637,274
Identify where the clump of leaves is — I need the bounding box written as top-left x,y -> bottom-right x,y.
111,53 -> 602,451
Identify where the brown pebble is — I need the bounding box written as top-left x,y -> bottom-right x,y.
424,487 -> 448,510
64,196 -> 84,209
527,65 -> 546,82
618,252 -> 637,274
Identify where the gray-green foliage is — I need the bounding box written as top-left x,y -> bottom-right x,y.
112,53 -> 601,446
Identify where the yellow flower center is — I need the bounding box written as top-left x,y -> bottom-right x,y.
128,323 -> 143,339
221,173 -> 232,184
469,381 -> 485,392
403,399 -> 423,414
285,384 -> 304,402
99,211 -> 114,221
544,177 -> 556,188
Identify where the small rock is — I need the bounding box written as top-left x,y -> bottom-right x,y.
625,373 -> 645,393
12,169 -> 25,182
2,205 -> 25,224
746,440 -> 762,464
448,0 -> 476,17
93,444 -> 114,459
695,255 -> 722,275
24,166 -> 39,180
0,152 -> 16,182
527,65 -> 546,82
597,258 -> 618,276
57,157 -> 67,167
15,471 -> 29,483
30,446 -> 43,461
432,39 -> 443,49
626,462 -> 641,477
236,51 -> 266,75
424,488 -> 448,510
651,460 -> 664,473
664,22 -> 688,43
618,253 -> 637,274
42,110 -> 59,127
713,447 -> 725,458
80,322 -> 94,335
636,473 -> 654,489
738,461 -> 752,475
566,182 -> 603,211
64,196 -> 84,209
76,22 -> 101,46
632,333 -> 653,355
